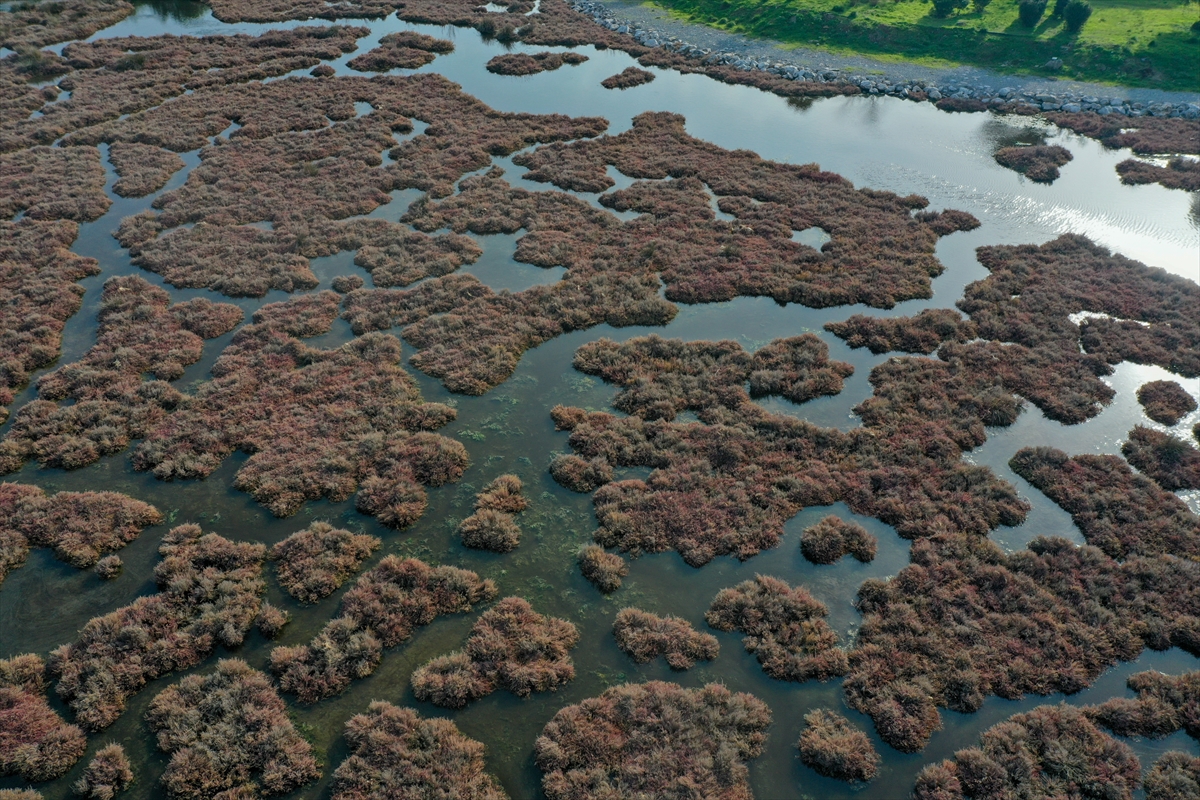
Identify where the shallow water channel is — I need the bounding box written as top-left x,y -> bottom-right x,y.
1,1 -> 1198,798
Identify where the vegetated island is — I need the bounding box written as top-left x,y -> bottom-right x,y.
612,607 -> 719,669
992,144 -> 1073,183
487,51 -> 588,76
797,709 -> 880,783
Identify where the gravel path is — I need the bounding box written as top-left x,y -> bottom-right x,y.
591,0 -> 1200,105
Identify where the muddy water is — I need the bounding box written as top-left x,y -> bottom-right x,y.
1,1 -> 1197,798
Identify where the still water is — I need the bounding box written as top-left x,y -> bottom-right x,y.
2,1 -> 1197,797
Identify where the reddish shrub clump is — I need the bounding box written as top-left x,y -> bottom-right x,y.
912,704 -> 1140,800
72,743 -> 133,800
146,659 -> 319,799
486,51 -> 587,76
847,532 -> 1199,752
549,453 -> 613,493
800,516 -> 877,564
0,220 -> 100,422
825,309 -> 976,354
0,482 -> 161,585
535,681 -> 771,800
0,276 -> 243,474
50,524 -> 266,731
1146,751 -> 1200,800
255,601 -> 290,639
1122,425 -> 1200,491
347,31 -> 454,72
0,0 -> 133,49
1045,112 -> 1200,156
411,596 -> 579,707
612,607 -> 718,669
93,554 -> 122,580
993,144 -> 1073,182
270,521 -> 380,603
578,544 -> 627,593
1085,670 -> 1198,739
1117,157 -> 1200,191
206,0 -> 398,21
331,701 -> 507,800
270,556 -> 496,703
1137,379 -> 1198,425
0,146 -> 109,222
0,654 -> 87,783
600,66 -> 655,89
107,142 -> 184,198
706,575 -> 847,682
1009,446 -> 1199,560
458,474 -> 528,552
797,709 -> 879,783
130,291 -> 466,522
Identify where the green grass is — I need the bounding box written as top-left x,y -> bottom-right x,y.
647,0 -> 1200,90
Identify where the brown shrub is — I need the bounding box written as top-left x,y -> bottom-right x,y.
0,481 -> 161,585
72,743 -> 133,800
50,524 -> 266,730
458,508 -> 522,553
1009,446 -> 1199,560
1137,379 -> 1198,425
130,292 -> 465,522
331,274 -> 364,293
549,453 -> 613,492
0,275 -> 242,474
1117,157 -> 1200,191
612,607 -> 718,669
800,516 -> 877,564
1145,751 -> 1200,800
107,142 -> 184,198
0,146 -> 109,221
207,0 -> 398,21
912,704 -> 1140,800
825,309 -> 977,354
146,659 -> 319,799
1045,112 -> 1200,156
600,66 -> 655,89
706,575 -> 847,682
1122,425 -> 1200,491
0,0 -> 133,49
474,473 -> 528,513
270,521 -> 380,603
486,51 -> 587,76
1085,670 -> 1198,739
411,596 -> 578,707
0,790 -> 45,800
270,556 -> 496,703
255,601 -> 290,639
577,544 -> 627,593
797,709 -> 879,783
331,701 -> 507,800
535,681 -> 771,800
993,144 -> 1073,182
93,555 -> 122,580
347,31 -> 454,72
0,219 -> 100,422
0,654 -> 87,783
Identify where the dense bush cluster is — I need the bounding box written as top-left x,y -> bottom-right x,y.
612,607 -> 719,669
1145,751 -> 1200,800
800,516 -> 877,564
847,532 -> 1199,752
600,66 -> 655,89
992,144 -> 1073,182
72,744 -> 133,800
1122,425 -> 1200,491
0,146 -> 109,222
129,292 -> 466,522
1009,446 -> 1199,560
535,681 -> 771,800
1046,112 -> 1200,156
0,0 -> 132,49
146,659 -> 319,799
0,220 -> 99,422
411,597 -> 579,707
0,482 -> 161,585
912,704 -> 1140,800
486,51 -> 587,76
796,709 -> 879,783
0,654 -> 87,783
331,701 -> 507,800
1085,670 -> 1198,739
0,276 -> 243,473
50,524 -> 266,730
1117,157 -> 1200,191
577,544 -> 627,593
107,142 -> 184,198
1137,379 -> 1198,425
706,575 -> 847,681
93,555 -> 122,580
270,556 -> 496,703
458,474 -> 528,552
347,30 -> 454,72
270,521 -> 380,603
824,308 -> 976,354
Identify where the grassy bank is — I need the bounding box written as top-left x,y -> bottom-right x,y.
646,0 -> 1200,91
